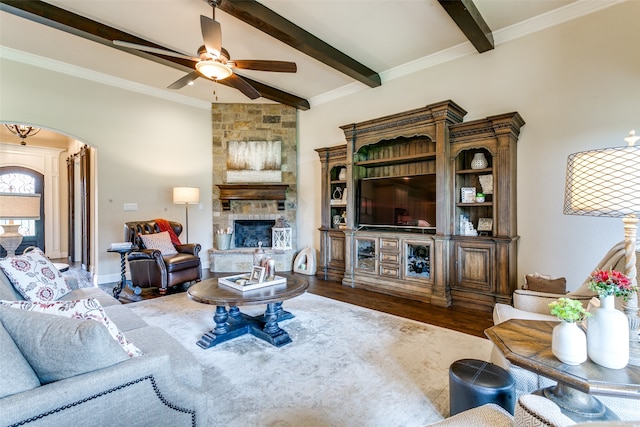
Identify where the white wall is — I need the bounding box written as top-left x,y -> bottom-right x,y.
0,59 -> 213,283
297,1 -> 640,290
1,2 -> 638,290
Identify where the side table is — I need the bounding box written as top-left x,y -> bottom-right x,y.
107,247 -> 139,299
486,319 -> 640,422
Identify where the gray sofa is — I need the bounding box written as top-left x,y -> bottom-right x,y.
0,267 -> 208,426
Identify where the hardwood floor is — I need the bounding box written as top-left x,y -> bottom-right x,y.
101,269 -> 494,339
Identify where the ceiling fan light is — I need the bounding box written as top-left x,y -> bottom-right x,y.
196,60 -> 232,80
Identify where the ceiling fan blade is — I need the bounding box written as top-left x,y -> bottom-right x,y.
224,74 -> 261,100
113,40 -> 198,61
168,71 -> 200,89
200,15 -> 222,56
231,60 -> 297,73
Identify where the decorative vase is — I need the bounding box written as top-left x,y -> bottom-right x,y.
332,187 -> 343,200
338,167 -> 347,181
552,321 -> 587,365
470,152 -> 488,169
587,295 -> 629,369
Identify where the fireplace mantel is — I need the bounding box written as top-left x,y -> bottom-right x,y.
217,184 -> 289,210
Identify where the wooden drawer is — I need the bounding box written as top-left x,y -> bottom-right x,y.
380,265 -> 400,278
380,238 -> 399,250
380,252 -> 399,264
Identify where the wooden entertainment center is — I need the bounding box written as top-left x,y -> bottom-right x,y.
316,100 -> 525,312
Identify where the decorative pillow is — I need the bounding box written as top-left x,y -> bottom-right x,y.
0,319 -> 40,398
0,248 -> 71,301
0,298 -> 142,357
139,231 -> 178,256
523,273 -> 567,294
0,305 -> 129,384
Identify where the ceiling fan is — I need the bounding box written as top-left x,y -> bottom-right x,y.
113,0 -> 296,100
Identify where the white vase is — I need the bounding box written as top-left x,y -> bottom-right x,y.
470,152 -> 488,169
587,295 -> 629,369
338,167 -> 347,181
552,321 -> 587,365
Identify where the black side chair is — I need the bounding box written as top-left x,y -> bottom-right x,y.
125,220 -> 201,295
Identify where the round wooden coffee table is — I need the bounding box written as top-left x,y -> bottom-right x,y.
187,276 -> 308,348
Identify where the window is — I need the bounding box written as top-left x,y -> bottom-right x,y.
0,173 -> 37,236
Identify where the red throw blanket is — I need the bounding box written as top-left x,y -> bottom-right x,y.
154,218 -> 182,246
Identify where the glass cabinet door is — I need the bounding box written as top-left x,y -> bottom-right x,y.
355,237 -> 377,272
404,241 -> 431,280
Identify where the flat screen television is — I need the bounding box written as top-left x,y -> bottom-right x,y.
357,174 -> 437,230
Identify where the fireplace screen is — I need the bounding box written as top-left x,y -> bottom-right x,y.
234,220 -> 275,248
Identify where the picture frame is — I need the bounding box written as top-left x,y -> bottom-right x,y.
478,218 -> 493,232
461,187 -> 476,203
249,266 -> 266,283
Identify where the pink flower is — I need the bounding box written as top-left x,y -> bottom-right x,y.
589,269 -> 637,300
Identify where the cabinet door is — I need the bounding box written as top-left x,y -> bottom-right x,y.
327,231 -> 345,270
404,240 -> 432,283
453,241 -> 495,292
355,237 -> 377,274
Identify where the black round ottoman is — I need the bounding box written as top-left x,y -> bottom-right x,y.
449,358 -> 515,416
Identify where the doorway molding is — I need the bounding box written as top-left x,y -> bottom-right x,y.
0,142 -> 65,258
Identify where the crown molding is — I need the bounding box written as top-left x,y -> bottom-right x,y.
309,0 -> 624,107
0,46 -> 211,110
1,0 -> 624,110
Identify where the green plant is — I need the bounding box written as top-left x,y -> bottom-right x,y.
548,298 -> 591,322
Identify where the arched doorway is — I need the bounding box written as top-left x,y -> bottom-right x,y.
0,166 -> 45,256
1,126 -> 96,274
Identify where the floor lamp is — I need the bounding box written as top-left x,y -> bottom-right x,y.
563,130 -> 640,336
173,187 -> 200,244
0,192 -> 41,257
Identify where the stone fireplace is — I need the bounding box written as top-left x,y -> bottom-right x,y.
208,104 -> 297,273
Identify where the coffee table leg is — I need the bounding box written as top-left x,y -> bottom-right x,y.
197,305 -> 250,349
228,306 -> 242,324
249,302 -> 292,347
213,306 -> 229,334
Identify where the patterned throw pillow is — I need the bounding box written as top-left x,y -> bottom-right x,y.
0,248 -> 71,301
0,298 -> 142,357
139,231 -> 178,256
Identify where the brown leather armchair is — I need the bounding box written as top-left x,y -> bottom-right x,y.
125,220 -> 202,295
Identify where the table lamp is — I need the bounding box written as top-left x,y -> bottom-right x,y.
172,187 -> 200,243
0,192 -> 41,257
563,130 -> 640,335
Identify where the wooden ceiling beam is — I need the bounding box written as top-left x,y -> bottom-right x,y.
438,0 -> 494,53
0,0 -> 310,110
218,0 -> 381,88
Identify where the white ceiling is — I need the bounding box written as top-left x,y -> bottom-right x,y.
0,0 -> 616,109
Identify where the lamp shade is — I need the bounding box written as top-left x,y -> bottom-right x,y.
195,60 -> 232,80
564,145 -> 640,218
0,193 -> 41,220
173,187 -> 200,204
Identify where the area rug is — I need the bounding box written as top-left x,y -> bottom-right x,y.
126,292 -> 493,427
